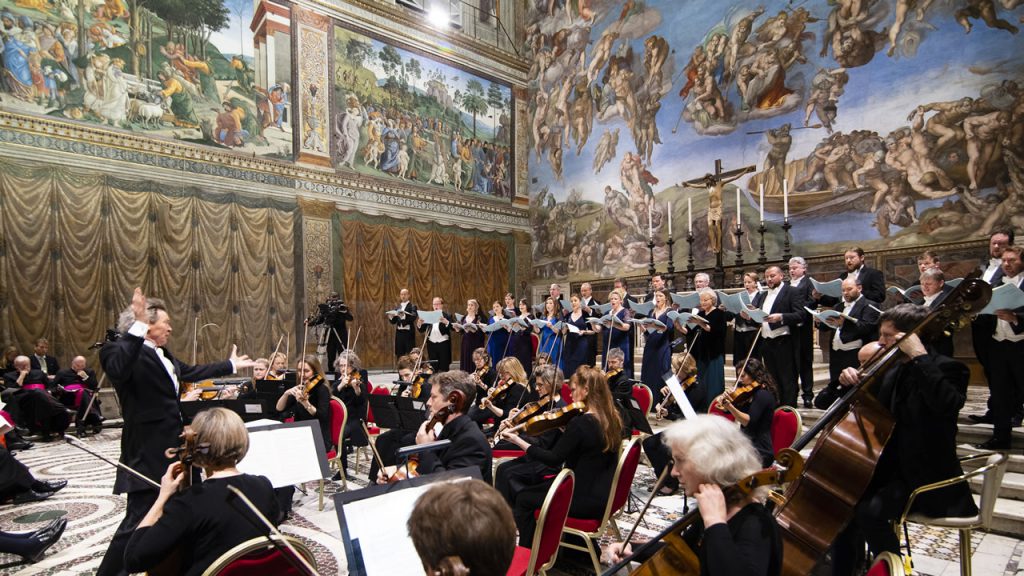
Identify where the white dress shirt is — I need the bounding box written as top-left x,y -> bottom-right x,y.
832,296 -> 863,351
994,275 -> 1024,342
760,286 -> 790,338
983,258 -> 1003,283
130,320 -> 179,392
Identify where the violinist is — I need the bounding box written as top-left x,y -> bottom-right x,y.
266,352 -> 288,380
605,348 -> 637,436
275,355 -> 332,457
334,351 -> 369,479
831,304 -> 976,576
471,356 -> 529,428
494,365 -> 565,502
396,354 -> 431,400
606,415 -> 782,576
716,358 -> 778,467
456,299 -> 486,372
644,353 -> 701,496
123,408 -> 279,576
469,348 -> 496,392
235,357 -> 269,399
377,370 -> 492,483
500,366 -> 622,547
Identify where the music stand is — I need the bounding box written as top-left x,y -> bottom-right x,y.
366,394 -> 403,430
180,399 -> 275,423
394,397 -> 428,431
238,419 -> 331,488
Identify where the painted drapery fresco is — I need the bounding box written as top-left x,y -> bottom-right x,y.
333,25 -> 514,199
527,0 -> 1024,279
0,0 -> 292,158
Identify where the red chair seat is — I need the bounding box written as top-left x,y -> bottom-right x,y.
505,546 -> 533,576
216,547 -> 309,575
493,449 -> 526,459
367,426 -> 381,435
563,516 -> 602,532
326,449 -> 337,460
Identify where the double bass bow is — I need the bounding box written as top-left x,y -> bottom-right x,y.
773,273 -> 991,575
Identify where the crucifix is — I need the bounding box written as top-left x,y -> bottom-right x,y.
681,159 -> 755,285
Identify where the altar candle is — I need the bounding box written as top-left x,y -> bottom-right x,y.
648,208 -> 653,238
736,187 -> 741,227
667,202 -> 672,236
758,183 -> 765,223
783,178 -> 789,220
687,197 -> 692,233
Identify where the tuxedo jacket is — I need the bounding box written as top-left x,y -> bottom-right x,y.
827,297 -> 880,347
821,267 -> 886,306
417,414 -> 493,484
100,333 -> 233,493
30,355 -> 59,376
750,283 -> 807,333
389,302 -> 418,330
977,276 -> 1024,337
791,277 -> 814,309
418,312 -> 455,337
54,368 -> 98,389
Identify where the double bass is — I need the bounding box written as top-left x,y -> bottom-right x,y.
773,274 -> 991,575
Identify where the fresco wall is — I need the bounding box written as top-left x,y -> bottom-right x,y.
526,0 -> 1024,280
333,24 -> 514,199
0,0 -> 293,158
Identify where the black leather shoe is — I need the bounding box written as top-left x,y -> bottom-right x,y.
12,490 -> 54,504
21,518 -> 66,563
968,413 -> 994,424
32,479 -> 67,494
976,438 -> 1011,450
7,441 -> 33,451
803,399 -> 813,409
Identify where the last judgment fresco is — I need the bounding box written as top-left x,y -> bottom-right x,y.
526,0 -> 1024,279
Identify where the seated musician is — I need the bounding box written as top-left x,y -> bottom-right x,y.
334,351 -> 369,478
831,303 -> 977,575
716,358 -> 779,468
53,355 -> 104,434
607,414 -> 782,576
494,365 -> 565,501
605,348 -> 637,437
499,365 -> 622,547
396,354 -> 432,400
378,370 -> 492,484
408,480 -> 516,576
274,355 -> 332,454
234,357 -> 268,399
123,408 -> 279,576
1,356 -> 70,440
645,353 -> 701,496
470,356 -> 529,428
267,352 -> 288,379
469,348 -> 497,392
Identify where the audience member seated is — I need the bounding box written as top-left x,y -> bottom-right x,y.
54,356 -> 104,434
2,356 -> 71,439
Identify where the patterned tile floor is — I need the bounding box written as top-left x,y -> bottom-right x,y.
0,381 -> 1017,576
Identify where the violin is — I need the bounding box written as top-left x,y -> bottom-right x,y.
336,370 -> 362,394
655,374 -> 697,420
479,378 -> 513,409
472,365 -> 491,391
410,372 -> 425,399
714,379 -> 761,411
509,402 -> 585,436
492,392 -> 554,445
294,374 -> 323,404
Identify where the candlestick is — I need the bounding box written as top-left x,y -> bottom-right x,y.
782,219 -> 793,262
648,208 -> 653,239
757,221 -> 767,271
647,237 -> 656,277
758,183 -> 764,223
687,197 -> 692,233
783,178 -> 789,221
666,234 -> 676,283
733,221 -> 744,269
736,187 -> 741,226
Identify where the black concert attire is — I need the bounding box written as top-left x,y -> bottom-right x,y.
640,310 -> 674,407
813,297 -> 880,410
580,296 -> 601,366
470,381 -> 530,430
494,397 -> 565,499
0,445 -> 59,502
819,265 -> 886,307
790,275 -> 816,405
971,258 -> 1006,419
979,274 -> 1024,447
97,322 -> 235,576
389,300 -> 418,359
334,369 -> 370,476
308,299 -> 353,372
751,283 -> 807,407
54,367 -> 104,429
419,311 -> 454,372
509,413 -> 617,547
690,307 -> 727,412
604,307 -> 634,378
627,502 -> 782,576
416,413 -> 492,483
923,284 -> 956,357
832,353 -> 977,575
280,378 -> 333,452
509,316 -> 534,375
123,474 -> 279,576
562,310 -> 590,380
607,368 -> 637,437
29,354 -> 59,377
1,369 -> 70,437
458,313 -> 487,373
739,388 -> 777,468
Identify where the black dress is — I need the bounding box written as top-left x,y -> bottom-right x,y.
561,311 -> 591,380
739,388 -> 776,467
280,380 -> 333,451
458,314 -> 486,372
124,474 -> 279,576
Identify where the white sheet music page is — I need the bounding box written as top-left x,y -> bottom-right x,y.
237,426 -> 324,487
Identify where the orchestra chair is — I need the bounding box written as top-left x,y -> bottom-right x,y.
556,437 -> 641,575
355,385 -> 388,470
559,382 -> 573,407
865,551 -> 906,576
491,448 -> 528,485
508,469 -> 575,576
629,383 -> 653,437
771,406 -> 802,456
321,397 -> 348,509
201,535 -> 317,576
898,452 -> 1007,576
708,401 -> 734,421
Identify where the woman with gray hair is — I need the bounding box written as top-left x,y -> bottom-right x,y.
334,350 -> 368,478
690,288 -> 727,411
605,414 -> 782,575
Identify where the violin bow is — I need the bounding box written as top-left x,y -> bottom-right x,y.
361,420 -> 388,475
65,435 -> 160,489
267,335 -> 285,373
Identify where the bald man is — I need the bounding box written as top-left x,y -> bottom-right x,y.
54,356 -> 104,435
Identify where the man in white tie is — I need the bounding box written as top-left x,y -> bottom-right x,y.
977,245 -> 1024,450
969,228 -> 1015,425
97,288 -> 255,576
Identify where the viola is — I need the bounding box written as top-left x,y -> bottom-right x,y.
510,402 -> 585,436
714,379 -> 761,410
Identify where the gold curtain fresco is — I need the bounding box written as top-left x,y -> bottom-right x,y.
339,214 -> 512,369
0,159 -> 298,370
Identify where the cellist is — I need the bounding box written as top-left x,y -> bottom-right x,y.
606,415 -> 782,576
831,304 -> 977,575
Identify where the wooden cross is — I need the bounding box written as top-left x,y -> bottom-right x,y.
682,159 -> 755,285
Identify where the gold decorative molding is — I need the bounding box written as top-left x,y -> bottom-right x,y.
295,6 -> 332,164
297,196 -> 338,219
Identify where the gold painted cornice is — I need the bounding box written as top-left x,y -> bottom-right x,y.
297,196 -> 338,218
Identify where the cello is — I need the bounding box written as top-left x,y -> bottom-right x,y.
773,274 -> 991,575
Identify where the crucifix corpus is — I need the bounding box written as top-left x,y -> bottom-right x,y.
681,159 -> 755,279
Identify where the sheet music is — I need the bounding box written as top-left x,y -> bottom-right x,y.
417,310 -> 443,324
810,278 -> 843,299
662,372 -> 697,420
237,423 -> 326,488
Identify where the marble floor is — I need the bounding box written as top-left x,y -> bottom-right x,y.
0,414 -> 1019,575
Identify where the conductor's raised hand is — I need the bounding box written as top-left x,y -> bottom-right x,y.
131,287 -> 148,322
229,345 -> 255,370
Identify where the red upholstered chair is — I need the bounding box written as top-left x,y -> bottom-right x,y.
865,551 -> 905,576
708,401 -> 735,421
771,406 -> 802,456
559,382 -> 573,406
558,438 -> 642,574
201,536 -> 317,576
507,469 -> 575,576
629,384 -> 654,436
320,398 -> 347,509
